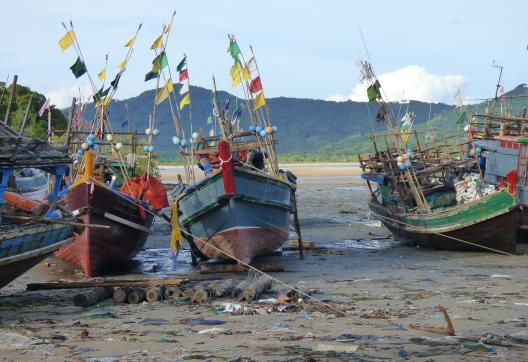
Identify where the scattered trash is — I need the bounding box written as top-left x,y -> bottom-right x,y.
140,318 -> 169,326
82,312 -> 116,320
0,331 -> 38,349
198,327 -> 230,335
312,344 -> 359,353
490,274 -> 512,278
222,303 -> 242,313
50,333 -> 67,341
459,341 -> 497,354
178,318 -> 226,326
299,309 -> 313,320
398,347 -> 409,357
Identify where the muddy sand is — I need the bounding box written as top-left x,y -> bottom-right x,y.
1,166 -> 528,360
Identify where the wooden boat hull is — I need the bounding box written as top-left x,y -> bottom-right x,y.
369,190 -> 519,254
56,182 -> 153,277
178,168 -> 293,264
0,223 -> 73,288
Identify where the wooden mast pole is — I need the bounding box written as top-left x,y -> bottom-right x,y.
3,75 -> 17,125
19,92 -> 34,134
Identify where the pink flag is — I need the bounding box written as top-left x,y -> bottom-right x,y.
38,98 -> 50,117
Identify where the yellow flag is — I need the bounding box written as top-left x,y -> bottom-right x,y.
117,59 -> 128,70
124,35 -> 136,47
155,78 -> 173,105
58,30 -> 76,52
170,202 -> 183,253
254,91 -> 266,110
165,18 -> 173,34
230,61 -> 242,88
150,34 -> 163,50
103,95 -> 112,108
97,67 -> 107,81
179,93 -> 190,110
242,65 -> 250,81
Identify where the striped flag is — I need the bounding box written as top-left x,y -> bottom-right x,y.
38,98 -> 50,117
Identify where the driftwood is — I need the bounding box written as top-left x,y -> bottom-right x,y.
191,281 -> 212,304
73,287 -> 113,307
410,305 -> 456,336
199,261 -> 284,274
113,287 -> 130,303
27,277 -> 187,291
286,281 -> 311,300
232,280 -> 250,300
127,288 -> 146,304
145,286 -> 164,302
209,279 -> 237,298
164,286 -> 182,299
241,275 -> 273,301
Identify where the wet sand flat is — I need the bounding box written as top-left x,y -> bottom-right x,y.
1,165 -> 528,360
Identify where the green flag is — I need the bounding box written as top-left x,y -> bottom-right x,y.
207,115 -> 212,125
93,86 -> 110,103
144,70 -> 158,82
110,73 -> 122,88
456,111 -> 467,124
228,40 -> 240,60
70,57 -> 87,78
152,51 -> 169,72
367,80 -> 381,103
176,57 -> 187,72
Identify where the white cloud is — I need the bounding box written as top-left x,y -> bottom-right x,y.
46,84 -> 94,108
327,65 -> 466,104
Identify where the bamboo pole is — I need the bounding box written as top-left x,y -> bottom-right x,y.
19,92 -> 34,134
3,75 -> 17,125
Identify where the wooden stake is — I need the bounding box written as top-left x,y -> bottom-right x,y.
19,92 -> 34,134
3,75 -> 17,125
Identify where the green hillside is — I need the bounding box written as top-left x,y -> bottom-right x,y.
79,84 -> 452,162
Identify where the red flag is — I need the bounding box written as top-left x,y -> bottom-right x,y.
38,98 -> 50,117
179,69 -> 188,83
249,76 -> 262,94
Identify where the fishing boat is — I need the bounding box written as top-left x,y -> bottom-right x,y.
356,60 -> 518,254
54,23 -> 167,276
0,121 -> 73,288
168,35 -> 299,264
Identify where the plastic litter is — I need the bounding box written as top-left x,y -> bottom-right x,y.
198,327 -> 228,335
178,318 -> 226,326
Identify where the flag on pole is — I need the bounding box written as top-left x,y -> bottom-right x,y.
207,115 -> 212,125
38,98 -> 50,117
242,65 -> 250,81
110,73 -> 122,88
155,78 -> 174,105
103,95 -> 112,108
117,59 -> 128,70
145,70 -> 158,82
254,91 -> 266,110
150,34 -> 163,49
367,80 -> 381,103
124,35 -> 136,47
179,69 -> 188,82
97,67 -> 107,81
249,76 -> 262,93
70,57 -> 87,78
230,61 -> 242,88
179,94 -> 190,110
58,30 -> 76,52
227,40 -> 241,60
165,17 -> 174,34
400,112 -> 415,144
176,57 -> 187,72
180,80 -> 189,95
152,51 -> 168,72
247,57 -> 257,72
121,119 -> 129,128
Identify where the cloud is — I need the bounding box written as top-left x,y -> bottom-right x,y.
327,65 -> 466,104
46,84 -> 93,108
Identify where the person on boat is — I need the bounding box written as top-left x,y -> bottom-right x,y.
247,149 -> 265,170
197,157 -> 213,175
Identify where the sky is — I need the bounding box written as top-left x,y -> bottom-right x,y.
1,0 -> 527,108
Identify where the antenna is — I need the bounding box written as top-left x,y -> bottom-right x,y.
492,60 -> 504,115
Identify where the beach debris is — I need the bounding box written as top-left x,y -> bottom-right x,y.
73,287 -> 113,307
164,285 -> 183,299
241,275 -> 273,301
222,302 -> 242,313
26,276 -> 187,291
113,287 -> 130,303
81,312 -> 116,320
199,260 -> 284,274
398,347 -> 409,357
0,331 -> 38,350
299,309 -> 313,320
490,274 -> 512,278
410,305 -> 455,336
198,327 -> 229,335
232,280 -> 250,300
209,279 -> 237,298
140,318 -> 169,326
459,341 -> 497,354
312,344 -> 359,353
178,318 -> 226,326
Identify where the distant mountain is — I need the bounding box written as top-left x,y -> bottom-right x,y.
79,84 -> 453,160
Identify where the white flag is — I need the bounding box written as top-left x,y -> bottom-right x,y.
247,57 -> 257,72
38,98 -> 50,117
180,80 -> 189,95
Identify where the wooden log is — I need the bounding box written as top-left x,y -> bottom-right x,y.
209,279 -> 237,298
74,287 -> 113,307
192,289 -> 209,305
242,275 -> 273,301
113,287 -> 129,303
286,281 -> 310,300
127,288 -> 146,304
27,277 -> 187,291
199,261 -> 284,274
232,280 -> 250,300
182,288 -> 195,298
145,286 -> 164,302
164,286 -> 182,299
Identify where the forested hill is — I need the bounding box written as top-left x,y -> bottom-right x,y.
80,84 -> 453,160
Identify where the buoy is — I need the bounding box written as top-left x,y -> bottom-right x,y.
106,134 -> 114,142
192,132 -> 200,139
87,139 -> 95,147
147,145 -> 155,152
255,126 -> 263,133
272,126 -> 278,132
143,145 -> 149,152
259,129 -> 267,137
115,142 -> 123,150
266,126 -> 273,134
249,124 -> 256,132
181,139 -> 188,147
399,164 -> 406,170
172,136 -> 181,145
81,142 -> 89,150
397,156 -> 403,163
145,128 -> 152,135
152,128 -> 159,136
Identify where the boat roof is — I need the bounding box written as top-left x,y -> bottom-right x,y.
0,122 -> 70,168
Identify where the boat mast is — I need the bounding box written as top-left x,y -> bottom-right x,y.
492,61 -> 503,116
